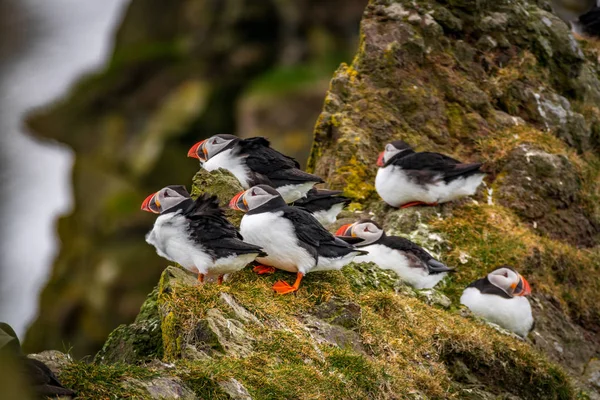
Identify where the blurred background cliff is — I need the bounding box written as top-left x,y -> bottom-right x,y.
0,0 -> 366,358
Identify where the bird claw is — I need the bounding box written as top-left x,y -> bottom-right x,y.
253,265 -> 276,275
272,280 -> 297,295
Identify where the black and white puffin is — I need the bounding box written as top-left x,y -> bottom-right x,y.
188,135 -> 323,203
228,184 -> 366,294
460,266 -> 533,337
335,219 -> 453,289
292,188 -> 351,226
375,140 -> 485,208
141,185 -> 265,283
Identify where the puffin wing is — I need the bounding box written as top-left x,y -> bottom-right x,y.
239,137 -> 301,170
384,236 -> 452,274
294,189 -> 350,211
282,207 -> 333,248
238,137 -> 323,184
390,152 -> 482,181
283,207 -> 365,259
185,195 -> 264,257
184,194 -> 240,240
580,6 -> 600,37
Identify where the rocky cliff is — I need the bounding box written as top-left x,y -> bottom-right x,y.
24,0 -> 600,398
23,0 -> 366,357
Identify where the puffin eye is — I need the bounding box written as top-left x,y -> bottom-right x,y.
164,191 -> 170,198
251,190 -> 256,196
364,226 -> 369,232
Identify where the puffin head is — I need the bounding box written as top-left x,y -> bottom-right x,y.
229,185 -> 284,212
335,219 -> 384,245
377,140 -> 413,167
487,266 -> 532,297
188,134 -> 239,162
141,185 -> 190,214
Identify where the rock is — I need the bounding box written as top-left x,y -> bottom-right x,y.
416,289 -> 452,308
219,293 -> 263,327
191,169 -> 246,226
497,144 -> 599,247
95,287 -> 163,364
157,266 -> 255,360
342,262 -> 401,292
135,377 -> 197,400
218,378 -> 252,400
432,7 -> 463,32
27,351 -> 72,377
301,315 -> 365,353
193,309 -> 254,358
310,297 -> 361,330
584,359 -> 600,391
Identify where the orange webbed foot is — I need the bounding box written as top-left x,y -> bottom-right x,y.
272,272 -> 303,295
253,265 -> 276,275
272,280 -> 298,295
197,273 -> 205,283
217,275 -> 224,285
400,201 -> 438,209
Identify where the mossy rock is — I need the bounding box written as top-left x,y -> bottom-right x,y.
95,287 -> 163,364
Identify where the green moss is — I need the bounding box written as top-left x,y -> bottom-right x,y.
58,362 -> 157,399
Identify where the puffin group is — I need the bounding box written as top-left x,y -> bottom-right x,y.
141,135 -> 534,337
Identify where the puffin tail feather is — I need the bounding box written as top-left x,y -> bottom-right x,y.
427,259 -> 454,274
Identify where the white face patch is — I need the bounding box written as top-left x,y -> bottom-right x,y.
203,148 -> 251,188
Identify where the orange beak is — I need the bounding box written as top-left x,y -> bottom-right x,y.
229,190 -> 248,212
335,223 -> 355,237
187,140 -> 207,162
141,192 -> 161,214
376,151 -> 385,167
514,274 -> 532,296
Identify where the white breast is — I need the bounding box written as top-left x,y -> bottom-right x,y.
375,166 -> 484,207
460,287 -> 534,337
240,212 -> 316,274
354,244 -> 446,289
203,149 -> 251,188
146,213 -> 212,275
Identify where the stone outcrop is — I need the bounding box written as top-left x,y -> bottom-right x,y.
19,0 -> 600,398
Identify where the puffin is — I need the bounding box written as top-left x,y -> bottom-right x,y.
549,0 -> 599,36
460,266 -> 533,337
335,219 -> 453,289
375,140 -> 485,208
292,188 -> 351,226
228,184 -> 367,294
141,185 -> 265,283
579,5 -> 600,37
0,322 -> 76,398
188,135 -> 323,203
